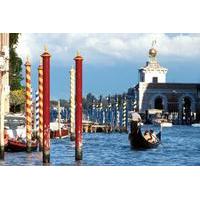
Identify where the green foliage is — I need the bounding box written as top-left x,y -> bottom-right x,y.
10,89 -> 25,113
9,33 -> 23,91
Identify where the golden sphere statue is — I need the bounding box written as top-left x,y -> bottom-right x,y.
149,48 -> 157,57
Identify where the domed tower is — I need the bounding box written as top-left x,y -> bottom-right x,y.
138,42 -> 168,83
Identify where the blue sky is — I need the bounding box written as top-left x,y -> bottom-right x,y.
17,33 -> 200,100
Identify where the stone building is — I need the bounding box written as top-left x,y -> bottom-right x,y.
134,45 -> 200,124
0,33 -> 10,113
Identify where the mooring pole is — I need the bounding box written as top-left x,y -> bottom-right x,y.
74,51 -> 83,161
70,67 -> 75,141
115,95 -> 119,128
41,47 -> 51,164
122,95 -> 127,130
57,100 -> 61,138
38,60 -> 43,151
25,57 -> 32,152
35,90 -> 39,140
0,71 -> 5,159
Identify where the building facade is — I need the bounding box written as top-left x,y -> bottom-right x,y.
0,33 -> 10,113
135,45 -> 200,124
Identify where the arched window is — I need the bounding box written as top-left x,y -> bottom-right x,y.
183,97 -> 191,111
154,97 -> 163,110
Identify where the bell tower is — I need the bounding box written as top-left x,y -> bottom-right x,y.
139,41 -> 168,83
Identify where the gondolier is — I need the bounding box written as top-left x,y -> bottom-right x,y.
129,109 -> 142,135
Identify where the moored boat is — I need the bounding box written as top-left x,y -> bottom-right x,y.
50,129 -> 68,139
191,123 -> 200,127
153,119 -> 173,127
161,122 -> 173,127
129,128 -> 161,149
6,139 -> 38,152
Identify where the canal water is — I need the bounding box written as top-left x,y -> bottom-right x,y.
1,125 -> 200,166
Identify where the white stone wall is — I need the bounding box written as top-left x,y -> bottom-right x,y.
138,82 -> 148,112
142,69 -> 167,83
0,33 -> 9,114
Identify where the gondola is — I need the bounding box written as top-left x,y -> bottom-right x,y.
6,139 -> 38,152
129,128 -> 161,149
50,129 -> 68,139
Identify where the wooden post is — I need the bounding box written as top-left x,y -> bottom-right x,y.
38,60 -> 43,151
25,57 -> 32,152
70,67 -> 75,141
74,51 -> 83,161
0,71 -> 5,159
41,46 -> 51,164
57,100 -> 61,138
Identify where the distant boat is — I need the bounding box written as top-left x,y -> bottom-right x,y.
161,122 -> 173,127
153,119 -> 173,127
191,123 -> 200,127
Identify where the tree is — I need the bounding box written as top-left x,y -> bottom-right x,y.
9,33 -> 23,90
10,89 -> 25,113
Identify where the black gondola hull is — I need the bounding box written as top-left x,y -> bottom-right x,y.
129,129 -> 161,149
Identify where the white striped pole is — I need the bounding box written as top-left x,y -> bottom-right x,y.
108,96 -> 112,124
99,99 -> 103,124
92,99 -> 95,122
35,90 -> 39,137
96,103 -> 99,123
70,67 -> 75,141
102,110 -> 105,124
115,96 -> 119,127
122,96 -> 127,128
30,87 -> 34,130
133,98 -> 137,111
38,61 -> 43,151
25,57 -> 32,152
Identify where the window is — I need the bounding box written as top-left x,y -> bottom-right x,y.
141,75 -> 145,82
152,77 -> 158,83
140,73 -> 145,82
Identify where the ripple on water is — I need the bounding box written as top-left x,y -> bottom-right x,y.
1,125 -> 200,166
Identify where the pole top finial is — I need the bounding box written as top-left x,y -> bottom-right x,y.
41,45 -> 51,57
25,55 -> 31,66
44,45 -> 48,52
26,55 -> 29,61
151,40 -> 156,48
74,50 -> 83,60
77,50 -> 80,57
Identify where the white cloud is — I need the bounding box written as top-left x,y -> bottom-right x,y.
16,33 -> 200,67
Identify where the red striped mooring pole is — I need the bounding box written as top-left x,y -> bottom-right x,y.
41,47 -> 51,163
25,57 -> 32,152
74,51 -> 83,160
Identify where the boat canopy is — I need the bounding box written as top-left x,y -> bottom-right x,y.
148,109 -> 162,115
